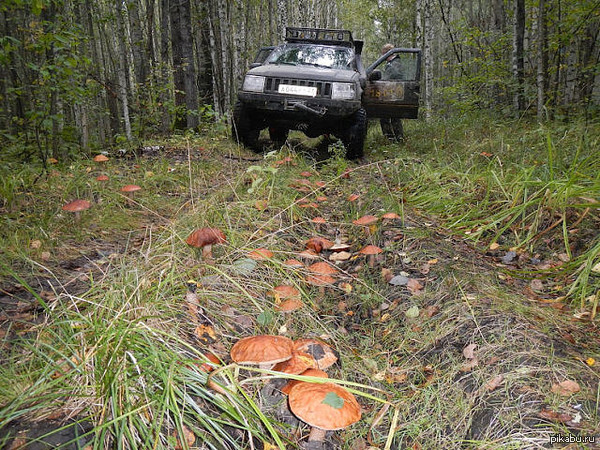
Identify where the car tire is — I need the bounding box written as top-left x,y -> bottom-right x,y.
269,127 -> 289,146
342,108 -> 367,159
232,101 -> 260,151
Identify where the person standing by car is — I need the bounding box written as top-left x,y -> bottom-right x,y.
379,43 -> 404,141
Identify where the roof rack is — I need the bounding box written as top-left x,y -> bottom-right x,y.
285,27 -> 354,47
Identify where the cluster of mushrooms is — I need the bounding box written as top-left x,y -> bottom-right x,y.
229,334 -> 360,447
60,154 -> 142,220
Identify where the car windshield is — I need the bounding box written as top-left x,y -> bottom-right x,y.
266,44 -> 354,70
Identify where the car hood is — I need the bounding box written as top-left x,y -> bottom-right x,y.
248,64 -> 359,83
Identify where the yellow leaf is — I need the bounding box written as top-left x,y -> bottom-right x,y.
489,242 -> 500,250
586,357 -> 595,366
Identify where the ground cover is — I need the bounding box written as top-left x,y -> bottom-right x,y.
0,114 -> 599,449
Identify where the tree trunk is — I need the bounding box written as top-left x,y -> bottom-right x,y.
423,0 -> 434,120
127,0 -> 148,86
114,0 -> 133,140
537,0 -> 548,121
512,0 -> 525,112
160,0 -> 172,132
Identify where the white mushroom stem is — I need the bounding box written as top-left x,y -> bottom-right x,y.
308,427 -> 327,442
368,254 -> 376,268
201,244 -> 213,260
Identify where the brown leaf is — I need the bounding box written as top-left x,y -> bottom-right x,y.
551,380 -> 580,396
419,263 -> 431,275
484,374 -> 504,391
530,279 -> 544,292
194,324 -> 217,344
460,358 -> 479,372
381,268 -> 393,282
425,305 -> 440,318
173,424 -> 195,450
406,278 -> 424,295
539,409 -> 573,424
254,200 -> 268,211
463,343 -> 477,359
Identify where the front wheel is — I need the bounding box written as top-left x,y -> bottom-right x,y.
268,127 -> 289,146
232,101 -> 260,151
341,108 -> 367,159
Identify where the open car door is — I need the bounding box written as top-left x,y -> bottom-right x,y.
363,48 -> 421,119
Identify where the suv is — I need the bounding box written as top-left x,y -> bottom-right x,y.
232,27 -> 421,159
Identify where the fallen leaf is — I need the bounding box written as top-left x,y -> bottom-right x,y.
347,194 -> 359,202
489,242 -> 500,250
425,305 -> 440,317
460,358 -> 479,372
41,251 -> 51,261
389,275 -> 409,286
592,262 -> 600,274
463,343 -> 477,360
419,263 -> 431,275
551,380 -> 580,396
30,239 -> 42,249
585,357 -> 595,366
480,151 -> 493,157
538,409 -> 573,424
173,424 -> 195,450
381,268 -> 393,282
407,278 -> 424,295
194,324 -> 217,344
530,279 -> 544,292
254,200 -> 268,211
427,258 -> 439,265
405,305 -> 420,319
484,374 -> 504,391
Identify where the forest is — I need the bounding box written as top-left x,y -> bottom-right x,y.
1,0 -> 599,160
1,0 -> 599,449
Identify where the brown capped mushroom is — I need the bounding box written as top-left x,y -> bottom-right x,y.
186,227 -> 227,261
93,154 -> 109,163
62,199 -> 91,222
230,335 -> 294,369
288,382 -> 361,444
359,244 -> 383,268
120,184 -> 142,204
293,338 -> 338,370
248,247 -> 274,260
281,368 -> 329,395
352,215 -> 378,236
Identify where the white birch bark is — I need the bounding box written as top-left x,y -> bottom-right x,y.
423,0 -> 434,120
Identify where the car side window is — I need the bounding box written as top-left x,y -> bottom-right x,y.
375,52 -> 419,82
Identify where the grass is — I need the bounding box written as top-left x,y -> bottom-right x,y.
0,112 -> 599,448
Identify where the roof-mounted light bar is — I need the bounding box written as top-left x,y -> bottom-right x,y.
285,27 -> 354,47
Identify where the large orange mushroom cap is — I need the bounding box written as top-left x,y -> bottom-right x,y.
93,154 -> 109,162
281,368 -> 329,395
186,227 -> 227,248
353,215 -> 378,226
359,245 -> 383,256
62,199 -> 91,212
307,261 -> 338,275
121,184 -> 142,193
230,335 -> 294,366
294,338 -> 338,370
272,351 -> 317,375
248,248 -> 274,260
288,382 -> 361,431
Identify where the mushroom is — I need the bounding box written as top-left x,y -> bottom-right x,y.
62,199 -> 91,222
95,175 -> 109,182
283,259 -> 304,268
381,212 -> 401,221
230,335 -> 294,369
359,244 -> 383,268
272,351 -> 317,375
311,217 -> 327,232
186,227 -> 227,261
281,368 -> 329,395
288,382 -> 361,445
305,237 -> 334,254
352,215 -> 378,236
306,262 -> 338,297
185,280 -> 201,320
248,247 -> 274,260
93,154 -> 109,163
120,184 -> 142,204
293,338 -> 338,370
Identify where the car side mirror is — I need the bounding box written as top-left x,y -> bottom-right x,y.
249,62 -> 262,69
369,70 -> 382,81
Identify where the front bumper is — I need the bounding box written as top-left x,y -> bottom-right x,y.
238,91 -> 361,119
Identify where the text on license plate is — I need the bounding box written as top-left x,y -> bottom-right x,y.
278,84 -> 317,97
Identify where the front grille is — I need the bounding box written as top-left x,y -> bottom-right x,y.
264,77 -> 332,98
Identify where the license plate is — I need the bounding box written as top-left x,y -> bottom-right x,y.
278,84 -> 317,97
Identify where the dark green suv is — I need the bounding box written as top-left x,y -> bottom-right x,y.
232,27 -> 421,159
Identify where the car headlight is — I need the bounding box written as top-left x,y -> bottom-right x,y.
242,75 -> 265,93
331,82 -> 356,100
